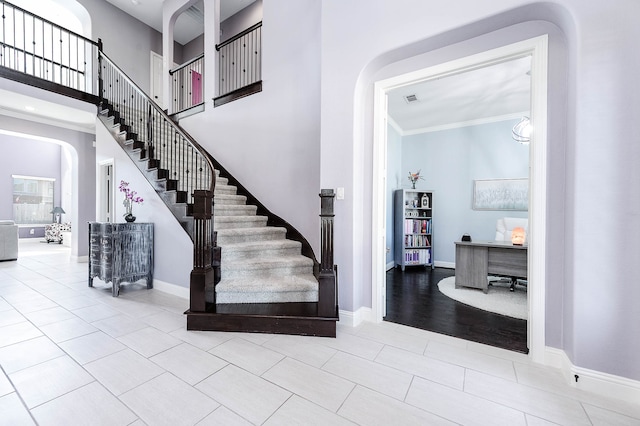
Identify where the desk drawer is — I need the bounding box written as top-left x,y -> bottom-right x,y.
488,247 -> 527,278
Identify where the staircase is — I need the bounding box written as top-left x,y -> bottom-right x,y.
214,174 -> 319,304
0,0 -> 338,337
96,50 -> 337,337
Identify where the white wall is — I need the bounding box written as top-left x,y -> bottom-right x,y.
179,0 -> 322,258
95,120 -> 193,289
320,0 -> 640,381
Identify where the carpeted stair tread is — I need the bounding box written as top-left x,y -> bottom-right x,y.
222,254 -> 313,271
214,184 -> 238,195
216,226 -> 287,244
221,240 -> 302,261
217,274 -> 318,292
214,194 -> 247,205
214,215 -> 268,229
216,274 -> 319,304
214,205 -> 258,215
221,239 -> 302,253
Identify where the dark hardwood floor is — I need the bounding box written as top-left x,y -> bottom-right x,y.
384,266 -> 528,353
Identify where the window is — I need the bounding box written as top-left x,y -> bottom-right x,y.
12,175 -> 55,224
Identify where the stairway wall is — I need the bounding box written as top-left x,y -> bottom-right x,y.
179,0 -> 322,258
95,120 -> 193,290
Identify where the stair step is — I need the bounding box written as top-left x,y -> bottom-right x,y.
217,227 -> 286,244
214,215 -> 268,229
214,194 -> 247,206
215,176 -> 229,186
214,204 -> 257,216
221,240 -> 302,261
216,274 -> 318,304
222,254 -> 313,276
214,184 -> 238,195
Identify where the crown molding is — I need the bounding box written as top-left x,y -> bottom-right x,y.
397,111 -> 528,136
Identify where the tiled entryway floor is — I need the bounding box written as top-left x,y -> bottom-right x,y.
1,239 -> 639,425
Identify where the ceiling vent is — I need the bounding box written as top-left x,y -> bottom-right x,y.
404,94 -> 419,103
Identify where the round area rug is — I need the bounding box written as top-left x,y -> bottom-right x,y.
437,276 -> 527,320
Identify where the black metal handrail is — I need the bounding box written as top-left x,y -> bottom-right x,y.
99,50 -> 215,199
0,0 -> 99,94
216,22 -> 261,98
169,53 -> 204,115
215,22 -> 262,51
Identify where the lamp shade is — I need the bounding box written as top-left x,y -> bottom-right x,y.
51,206 -> 65,214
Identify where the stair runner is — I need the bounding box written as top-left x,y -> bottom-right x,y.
99,109 -> 318,305
213,170 -> 319,303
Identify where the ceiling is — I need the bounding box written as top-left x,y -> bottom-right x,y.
388,56 -> 531,133
0,2 -> 530,135
103,0 -> 257,45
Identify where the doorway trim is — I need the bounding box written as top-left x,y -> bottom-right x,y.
372,35 -> 548,362
98,159 -> 114,223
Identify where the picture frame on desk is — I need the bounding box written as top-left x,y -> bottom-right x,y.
472,178 -> 528,211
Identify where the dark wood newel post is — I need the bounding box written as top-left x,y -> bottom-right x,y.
190,190 -> 214,312
318,189 -> 337,317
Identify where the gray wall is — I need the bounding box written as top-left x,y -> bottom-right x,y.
181,0 -> 322,259
399,119 -> 529,264
319,0 -> 640,381
76,0 -> 164,93
95,120 -> 193,289
0,115 -> 96,258
183,34 -> 204,60
0,136 -> 62,222
220,0 -> 262,42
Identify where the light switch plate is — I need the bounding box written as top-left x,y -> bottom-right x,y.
336,187 -> 345,200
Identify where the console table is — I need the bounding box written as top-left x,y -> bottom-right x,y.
454,240 -> 527,293
89,222 -> 154,296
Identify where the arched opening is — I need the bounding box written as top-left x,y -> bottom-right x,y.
363,27 -> 558,361
0,0 -> 94,261
0,129 -> 81,259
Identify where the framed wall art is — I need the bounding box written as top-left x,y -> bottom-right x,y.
472,178 -> 528,211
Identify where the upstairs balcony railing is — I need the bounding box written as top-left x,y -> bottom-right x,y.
170,53 -> 204,115
214,21 -> 262,106
0,0 -> 99,95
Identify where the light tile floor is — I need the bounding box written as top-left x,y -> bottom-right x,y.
1,239 -> 639,425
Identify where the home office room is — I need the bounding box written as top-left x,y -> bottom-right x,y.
384,56 -> 531,353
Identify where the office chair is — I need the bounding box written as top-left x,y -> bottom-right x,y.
492,217 -> 528,291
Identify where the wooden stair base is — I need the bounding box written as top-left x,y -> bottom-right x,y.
185,302 -> 338,337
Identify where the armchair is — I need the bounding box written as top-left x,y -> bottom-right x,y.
45,222 -> 71,244
0,220 -> 18,261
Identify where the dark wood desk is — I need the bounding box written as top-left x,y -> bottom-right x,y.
454,241 -> 527,293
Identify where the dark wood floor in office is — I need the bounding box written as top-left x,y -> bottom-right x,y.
384,267 -> 528,353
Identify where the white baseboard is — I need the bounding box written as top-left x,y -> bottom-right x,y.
153,279 -> 189,300
544,347 -> 640,405
386,261 -> 395,271
71,255 -> 88,263
435,260 -> 455,269
339,307 -> 373,327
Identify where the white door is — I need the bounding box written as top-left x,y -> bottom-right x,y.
98,161 -> 114,222
150,51 -> 164,107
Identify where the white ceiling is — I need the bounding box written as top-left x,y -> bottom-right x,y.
388,56 -> 531,133
0,2 -> 530,135
103,0 -> 257,45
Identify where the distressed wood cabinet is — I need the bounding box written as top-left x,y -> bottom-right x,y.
88,222 -> 154,296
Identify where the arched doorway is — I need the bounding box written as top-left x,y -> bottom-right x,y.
371,36 -> 548,361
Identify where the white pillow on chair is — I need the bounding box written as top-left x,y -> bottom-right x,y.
495,217 -> 528,242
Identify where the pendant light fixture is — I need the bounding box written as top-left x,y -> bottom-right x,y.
512,116 -> 531,144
